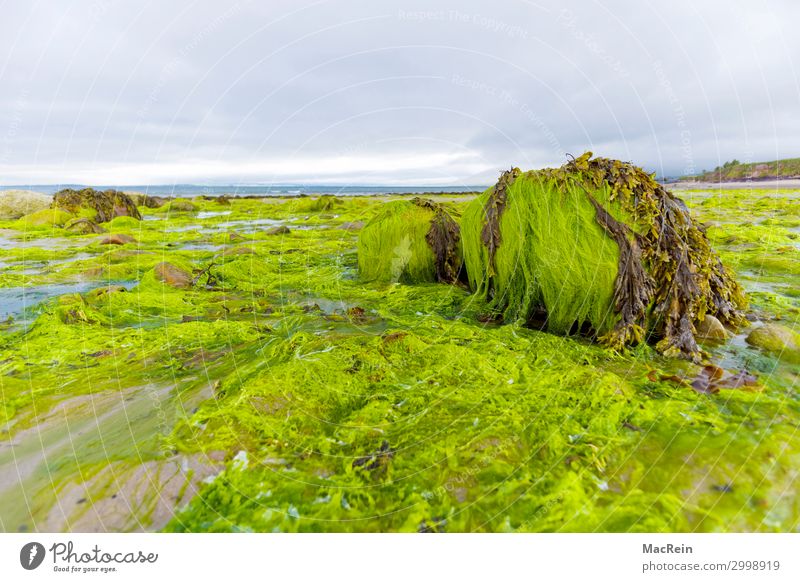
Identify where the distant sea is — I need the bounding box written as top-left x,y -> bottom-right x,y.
2,184 -> 487,198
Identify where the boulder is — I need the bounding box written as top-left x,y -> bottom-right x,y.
266,225 -> 291,235
126,192 -> 166,208
357,197 -> 462,284
746,324 -> 800,363
461,153 -> 747,359
52,188 -> 141,222
695,314 -> 728,341
17,208 -> 73,227
153,262 -> 193,289
64,218 -> 106,234
0,190 -> 51,219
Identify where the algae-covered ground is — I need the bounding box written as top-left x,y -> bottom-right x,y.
0,189 -> 798,533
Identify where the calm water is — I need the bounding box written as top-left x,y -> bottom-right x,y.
1,183 -> 486,197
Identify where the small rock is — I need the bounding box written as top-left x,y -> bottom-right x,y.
153,262 -> 193,289
266,225 -> 291,235
229,233 -> 247,242
100,233 -> 138,245
695,314 -> 727,341
746,324 -> 800,363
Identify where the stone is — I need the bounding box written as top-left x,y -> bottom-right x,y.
17,208 -> 73,227
153,262 -> 193,289
127,193 -> 166,208
165,199 -> 197,212
266,225 -> 291,235
746,324 -> 800,363
65,218 -> 106,234
695,314 -> 727,341
52,188 -> 141,222
100,233 -> 138,245
0,190 -> 51,219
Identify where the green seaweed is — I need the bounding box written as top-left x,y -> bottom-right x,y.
0,187 -> 797,533
462,154 -> 747,359
357,198 -> 462,284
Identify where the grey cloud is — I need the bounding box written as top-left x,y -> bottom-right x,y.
1,0 -> 798,185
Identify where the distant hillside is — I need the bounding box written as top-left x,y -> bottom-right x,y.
683,158 -> 800,182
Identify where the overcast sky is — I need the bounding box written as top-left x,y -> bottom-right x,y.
1,0 -> 798,186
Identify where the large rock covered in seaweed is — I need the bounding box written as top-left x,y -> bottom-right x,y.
461,152 -> 747,359
0,190 -> 52,219
52,188 -> 142,222
357,197 -> 462,284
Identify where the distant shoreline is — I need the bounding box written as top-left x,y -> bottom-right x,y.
0,184 -> 487,198
665,178 -> 800,190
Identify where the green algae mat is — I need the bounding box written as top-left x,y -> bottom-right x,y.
0,188 -> 798,532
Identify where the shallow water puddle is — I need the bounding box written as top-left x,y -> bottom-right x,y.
0,280 -> 136,324
196,210 -> 232,219
0,378 -> 217,532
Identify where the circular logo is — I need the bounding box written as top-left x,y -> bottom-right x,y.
20,542 -> 46,570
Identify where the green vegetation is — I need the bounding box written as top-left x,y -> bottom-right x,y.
462,154 -> 746,359
686,157 -> 800,182
0,184 -> 797,533
357,198 -> 462,284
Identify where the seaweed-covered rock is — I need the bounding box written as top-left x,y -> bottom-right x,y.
696,314 -> 727,341
358,197 -> 462,284
64,217 -> 106,234
0,190 -> 51,219
107,215 -> 141,230
100,233 -> 137,245
746,324 -> 800,363
461,152 -> 747,359
126,192 -> 166,208
52,188 -> 142,222
17,208 -> 73,227
162,199 -> 197,213
153,262 -> 193,288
